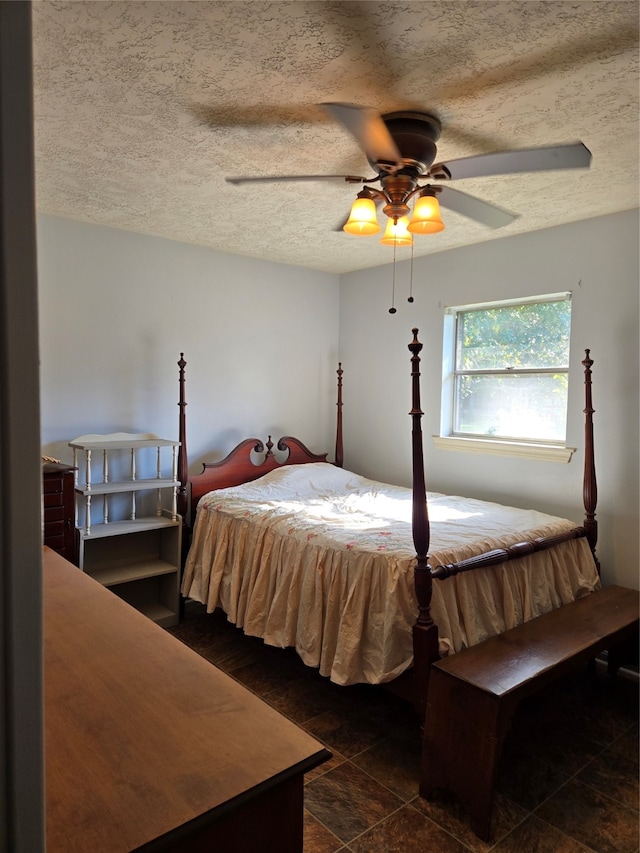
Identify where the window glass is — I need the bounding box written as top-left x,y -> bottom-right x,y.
454,373 -> 568,441
447,296 -> 571,444
456,301 -> 571,371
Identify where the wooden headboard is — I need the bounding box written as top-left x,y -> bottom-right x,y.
188,435 -> 327,514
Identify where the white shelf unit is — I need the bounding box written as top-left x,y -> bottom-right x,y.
70,433 -> 181,628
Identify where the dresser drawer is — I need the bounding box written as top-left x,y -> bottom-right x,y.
44,505 -> 65,523
45,519 -> 65,538
44,532 -> 66,550
43,476 -> 64,494
43,492 -> 64,508
42,463 -> 77,565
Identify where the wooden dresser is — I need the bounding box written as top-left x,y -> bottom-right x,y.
43,547 -> 330,852
42,462 -> 76,564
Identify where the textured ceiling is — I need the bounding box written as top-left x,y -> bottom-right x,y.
32,1 -> 639,274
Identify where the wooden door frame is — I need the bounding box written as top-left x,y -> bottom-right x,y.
0,2 -> 45,849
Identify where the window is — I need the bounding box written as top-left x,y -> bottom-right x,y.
442,294 -> 572,445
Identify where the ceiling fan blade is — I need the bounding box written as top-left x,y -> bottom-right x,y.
438,186 -> 517,229
430,142 -> 592,181
322,103 -> 403,170
226,174 -> 369,186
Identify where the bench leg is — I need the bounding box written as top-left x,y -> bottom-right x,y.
606,630 -> 640,676
420,669 -> 507,842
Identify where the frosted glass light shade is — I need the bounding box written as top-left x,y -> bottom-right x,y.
408,193 -> 445,233
343,196 -> 380,235
380,216 -> 413,246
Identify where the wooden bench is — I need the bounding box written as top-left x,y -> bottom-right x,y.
420,585 -> 639,842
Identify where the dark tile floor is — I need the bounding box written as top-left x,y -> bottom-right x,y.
168,602 -> 639,853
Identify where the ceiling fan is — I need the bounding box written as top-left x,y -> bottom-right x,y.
226,103 -> 592,242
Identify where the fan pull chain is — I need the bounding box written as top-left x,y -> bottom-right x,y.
408,241 -> 415,303
389,242 -> 397,314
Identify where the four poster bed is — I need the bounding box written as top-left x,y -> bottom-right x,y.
176,332 -> 600,717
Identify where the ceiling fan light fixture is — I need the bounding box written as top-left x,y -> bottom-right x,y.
408,189 -> 445,234
343,192 -> 380,235
380,216 -> 413,246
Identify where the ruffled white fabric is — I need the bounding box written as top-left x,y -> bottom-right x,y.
182,463 -> 600,685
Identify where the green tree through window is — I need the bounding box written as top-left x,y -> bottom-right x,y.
450,296 -> 571,443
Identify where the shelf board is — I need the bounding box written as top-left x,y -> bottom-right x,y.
70,433 -> 179,450
78,516 -> 181,540
88,558 -> 178,588
137,602 -> 179,627
74,478 -> 179,496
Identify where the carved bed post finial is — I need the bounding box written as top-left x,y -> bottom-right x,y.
582,349 -> 599,572
335,362 -> 344,468
408,328 -> 439,719
177,353 -> 188,523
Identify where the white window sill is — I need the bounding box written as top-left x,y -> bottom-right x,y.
432,436 -> 575,463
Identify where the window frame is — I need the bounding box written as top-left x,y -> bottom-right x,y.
439,292 -> 575,459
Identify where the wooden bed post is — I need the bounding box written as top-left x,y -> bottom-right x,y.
177,353 -> 188,523
335,362 -> 344,468
582,349 -> 599,573
409,329 -> 440,720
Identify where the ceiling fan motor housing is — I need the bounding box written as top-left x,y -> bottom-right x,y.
373,111 -> 442,176
380,175 -> 416,220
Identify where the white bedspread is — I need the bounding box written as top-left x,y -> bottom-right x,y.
181,463 -> 599,685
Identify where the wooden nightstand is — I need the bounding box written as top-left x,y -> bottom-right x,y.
42,462 -> 77,565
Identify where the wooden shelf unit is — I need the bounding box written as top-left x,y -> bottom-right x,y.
70,432 -> 181,627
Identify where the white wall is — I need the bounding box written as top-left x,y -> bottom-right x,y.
339,210 -> 639,590
38,211 -> 639,590
38,215 -> 341,475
